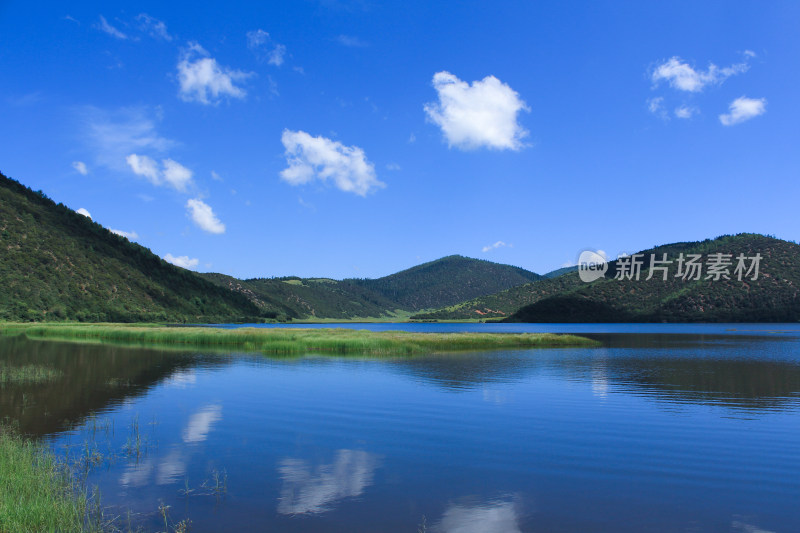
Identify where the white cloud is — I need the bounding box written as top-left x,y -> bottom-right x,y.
96,15 -> 127,39
719,96 -> 767,126
246,29 -> 286,66
164,253 -> 199,269
177,42 -> 251,104
651,56 -> 749,92
385,163 -> 401,171
268,45 -> 287,66
72,161 -> 88,175
110,229 -> 139,240
75,208 -> 92,219
136,13 -> 172,41
211,170 -> 223,181
162,159 -> 193,191
647,96 -> 667,119
280,130 -> 385,196
125,154 -> 194,191
125,154 -> 160,184
482,241 -> 511,253
186,198 -> 226,234
337,35 -> 368,47
81,106 -> 175,170
424,71 -> 529,150
674,105 -> 696,119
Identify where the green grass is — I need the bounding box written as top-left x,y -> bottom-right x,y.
0,363 -> 63,385
0,428 -> 86,532
0,323 -> 599,355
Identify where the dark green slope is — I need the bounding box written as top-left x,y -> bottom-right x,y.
200,256 -> 542,319
509,234 -> 800,322
199,273 -> 401,320
0,172 -> 262,322
346,255 -> 542,311
416,234 -> 800,322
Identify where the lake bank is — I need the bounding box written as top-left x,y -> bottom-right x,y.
0,428 -> 87,532
0,323 -> 599,355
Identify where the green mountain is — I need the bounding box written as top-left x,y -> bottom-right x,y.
348,255 -> 541,311
415,234 -> 800,323
199,273 -> 402,320
0,172 -> 263,322
200,256 -> 542,319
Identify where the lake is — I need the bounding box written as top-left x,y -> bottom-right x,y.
2,323 -> 799,532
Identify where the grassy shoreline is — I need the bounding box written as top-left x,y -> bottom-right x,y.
0,323 -> 599,355
0,428 -> 87,532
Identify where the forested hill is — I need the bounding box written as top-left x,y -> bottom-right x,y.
415,234 -> 800,323
0,172 -> 263,322
200,256 -> 542,319
346,255 -> 541,311
198,273 -> 402,320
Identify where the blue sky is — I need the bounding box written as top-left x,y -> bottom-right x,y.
1,1 -> 798,279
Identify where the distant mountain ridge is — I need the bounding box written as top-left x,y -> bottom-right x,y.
4,171 -> 797,323
414,234 -> 800,323
200,256 -> 542,319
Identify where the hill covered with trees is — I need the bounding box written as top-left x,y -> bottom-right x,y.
200,256 -> 542,319
414,234 -> 800,322
0,172 -> 263,322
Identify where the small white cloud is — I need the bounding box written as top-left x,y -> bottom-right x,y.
210,170 -> 223,181
186,198 -> 225,234
280,130 -> 385,196
126,154 -> 160,184
246,29 -> 286,66
647,97 -> 668,120
136,13 -> 172,41
269,45 -> 286,66
719,96 -> 767,126
674,105 -> 696,119
385,163 -> 401,171
482,240 -> 511,253
75,208 -> 92,219
337,35 -> 368,47
72,161 -> 88,175
96,15 -> 127,39
651,56 -> 749,92
424,71 -> 529,151
408,133 -> 416,143
110,229 -> 139,240
162,159 -> 193,191
125,154 -> 194,191
177,42 -> 251,105
164,253 -> 199,269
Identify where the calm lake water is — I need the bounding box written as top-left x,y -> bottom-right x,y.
2,323 -> 800,532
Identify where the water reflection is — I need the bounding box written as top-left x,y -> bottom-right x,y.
277,449 -> 380,515
391,334 -> 800,412
437,496 -> 522,533
183,404 -> 222,444
119,404 -> 222,488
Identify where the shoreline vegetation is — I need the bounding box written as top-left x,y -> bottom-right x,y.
0,323 -> 599,355
0,428 -> 87,532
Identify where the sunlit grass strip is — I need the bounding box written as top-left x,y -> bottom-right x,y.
0,428 -> 86,532
0,363 -> 63,385
0,324 -> 599,355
